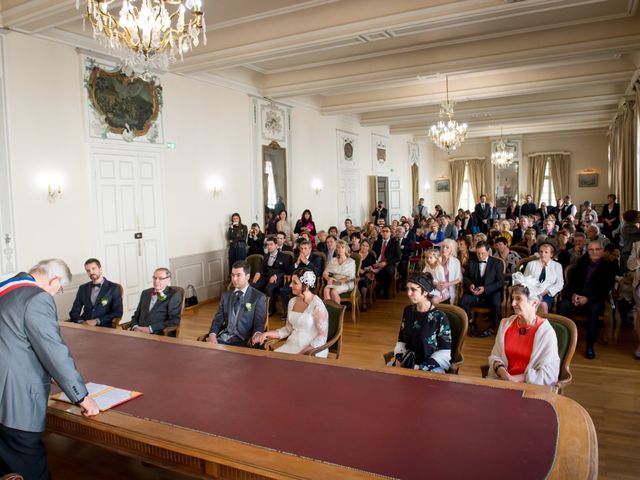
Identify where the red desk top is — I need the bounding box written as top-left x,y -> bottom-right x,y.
60,327 -> 558,480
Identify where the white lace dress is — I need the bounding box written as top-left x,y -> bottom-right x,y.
275,295 -> 329,358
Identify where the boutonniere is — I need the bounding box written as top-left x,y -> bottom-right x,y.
99,297 -> 109,306
244,302 -> 254,312
158,292 -> 167,302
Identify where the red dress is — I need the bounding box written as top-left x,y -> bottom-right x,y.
504,316 -> 545,376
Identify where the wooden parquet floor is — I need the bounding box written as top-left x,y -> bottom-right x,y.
46,295 -> 640,479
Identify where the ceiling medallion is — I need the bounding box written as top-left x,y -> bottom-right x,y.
428,76 -> 468,154
78,0 -> 206,76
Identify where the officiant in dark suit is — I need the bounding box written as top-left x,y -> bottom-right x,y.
208,261 -> 267,346
130,267 -> 182,334
69,258 -> 123,327
373,225 -> 402,298
252,237 -> 290,315
460,241 -> 505,336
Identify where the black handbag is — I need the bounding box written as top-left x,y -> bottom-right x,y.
184,284 -> 198,307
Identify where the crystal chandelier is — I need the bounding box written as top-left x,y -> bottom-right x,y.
491,128 -> 515,168
78,0 -> 206,76
428,76 -> 468,154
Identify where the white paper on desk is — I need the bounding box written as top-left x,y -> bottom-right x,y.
51,382 -> 143,411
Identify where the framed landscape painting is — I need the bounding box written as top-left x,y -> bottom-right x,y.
578,173 -> 598,188
435,178 -> 450,192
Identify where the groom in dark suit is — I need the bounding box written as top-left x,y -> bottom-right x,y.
252,237 -> 290,315
207,260 -> 267,346
69,258 -> 123,327
460,241 -> 505,336
130,267 -> 182,334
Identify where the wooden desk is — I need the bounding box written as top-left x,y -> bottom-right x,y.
48,324 -> 597,479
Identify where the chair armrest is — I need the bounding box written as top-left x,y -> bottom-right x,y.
111,317 -> 122,328
305,334 -> 341,357
162,325 -> 180,337
196,333 -> 209,342
264,338 -> 285,351
480,364 -> 490,378
119,321 -> 132,330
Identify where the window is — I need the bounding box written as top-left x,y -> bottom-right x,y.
540,160 -> 556,206
458,164 -> 475,211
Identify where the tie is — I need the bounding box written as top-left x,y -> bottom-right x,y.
268,254 -> 276,267
90,284 -> 101,305
380,241 -> 387,262
232,290 -> 242,316
478,260 -> 486,278
149,291 -> 159,310
539,265 -> 546,283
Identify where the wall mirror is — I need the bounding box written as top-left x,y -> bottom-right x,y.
262,141 -> 287,230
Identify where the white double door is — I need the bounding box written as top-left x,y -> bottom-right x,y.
92,147 -> 166,317
338,168 -> 360,225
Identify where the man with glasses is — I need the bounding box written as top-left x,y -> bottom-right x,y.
130,267 -> 182,334
0,259 -> 99,479
373,226 -> 402,299
69,258 -> 123,327
558,240 -> 617,359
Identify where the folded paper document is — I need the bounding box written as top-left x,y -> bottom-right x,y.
51,382 -> 142,411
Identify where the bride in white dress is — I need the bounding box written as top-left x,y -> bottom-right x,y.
253,267 -> 329,357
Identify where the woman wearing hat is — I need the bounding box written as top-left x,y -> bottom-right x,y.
389,272 -> 452,372
253,267 -> 329,357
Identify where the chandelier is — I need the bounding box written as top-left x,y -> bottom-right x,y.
491,128 -> 515,168
78,0 -> 206,76
428,76 -> 468,154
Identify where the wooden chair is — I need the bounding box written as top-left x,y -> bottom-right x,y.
408,240 -> 433,273
338,254 -> 361,323
438,304 -> 468,374
245,254 -> 264,281
510,245 -> 531,257
266,300 -> 345,359
197,298 -> 270,344
313,250 -> 327,293
119,286 -> 185,337
516,255 -> 539,274
480,313 -> 577,394
111,283 -> 125,328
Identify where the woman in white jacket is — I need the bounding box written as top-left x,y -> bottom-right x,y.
488,284 -> 560,386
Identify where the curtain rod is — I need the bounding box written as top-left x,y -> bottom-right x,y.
527,152 -> 570,156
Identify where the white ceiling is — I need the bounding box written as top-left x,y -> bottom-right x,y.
2,0 -> 639,139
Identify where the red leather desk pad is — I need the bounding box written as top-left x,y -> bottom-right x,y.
60,327 -> 558,480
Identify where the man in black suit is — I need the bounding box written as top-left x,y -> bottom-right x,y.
372,201 -> 388,225
69,258 -> 123,327
280,240 -> 323,319
520,194 -> 537,216
536,202 -> 550,222
396,225 -> 416,287
130,267 -> 182,334
558,240 -> 617,359
460,241 -> 505,337
207,260 -> 267,346
252,237 -> 290,315
275,231 -> 293,253
474,194 -> 491,233
373,225 -> 402,299
339,218 -> 355,240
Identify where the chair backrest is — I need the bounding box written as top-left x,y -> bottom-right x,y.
322,299 -> 345,358
350,253 -> 362,275
314,250 -> 327,271
111,283 -> 125,328
510,245 -> 530,258
516,255 -> 539,273
281,250 -> 295,265
172,286 -> 186,317
564,263 -> 576,285
245,254 -> 264,277
437,304 -> 468,373
542,313 -> 577,389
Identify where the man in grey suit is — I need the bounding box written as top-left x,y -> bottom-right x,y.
0,259 -> 99,479
207,260 -> 267,346
130,267 -> 182,334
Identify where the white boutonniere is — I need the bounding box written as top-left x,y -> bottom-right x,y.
244,303 -> 254,312
99,297 -> 108,306
158,292 -> 167,302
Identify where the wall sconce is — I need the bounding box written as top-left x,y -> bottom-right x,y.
312,179 -> 323,195
47,183 -> 62,203
424,182 -> 431,192
207,177 -> 223,196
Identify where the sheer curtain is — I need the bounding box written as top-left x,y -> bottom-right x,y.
548,153 -> 570,199
467,158 -> 486,204
449,160 -> 466,211
527,154 -> 548,204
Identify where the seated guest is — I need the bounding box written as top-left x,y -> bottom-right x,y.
505,199 -> 520,220
357,239 -> 377,311
350,232 -> 362,253
130,268 -> 181,334
69,257 -> 123,327
581,201 -> 598,224
460,241 -> 505,337
520,194 -> 537,217
518,241 -> 564,313
437,239 -> 463,304
425,219 -> 445,245
422,249 -> 448,304
294,209 -> 317,243
324,234 -> 338,260
315,230 -> 328,254
322,240 -> 356,304
339,218 -> 355,240
440,215 -> 458,240
493,237 -> 520,281
280,240 -> 323,320
397,225 -> 416,286
247,223 -> 265,256
276,231 -> 294,253
456,235 -> 473,272
372,225 -> 402,299
558,240 -> 617,359
586,224 -> 609,248
536,202 -> 550,222
555,229 -> 572,269
568,232 -> 587,264
207,261 -> 267,346
328,226 -> 339,238
516,227 -> 539,255
540,218 -> 557,237
252,236 -> 290,315
388,272 -> 451,372
253,268 -> 329,357
487,284 -> 560,386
